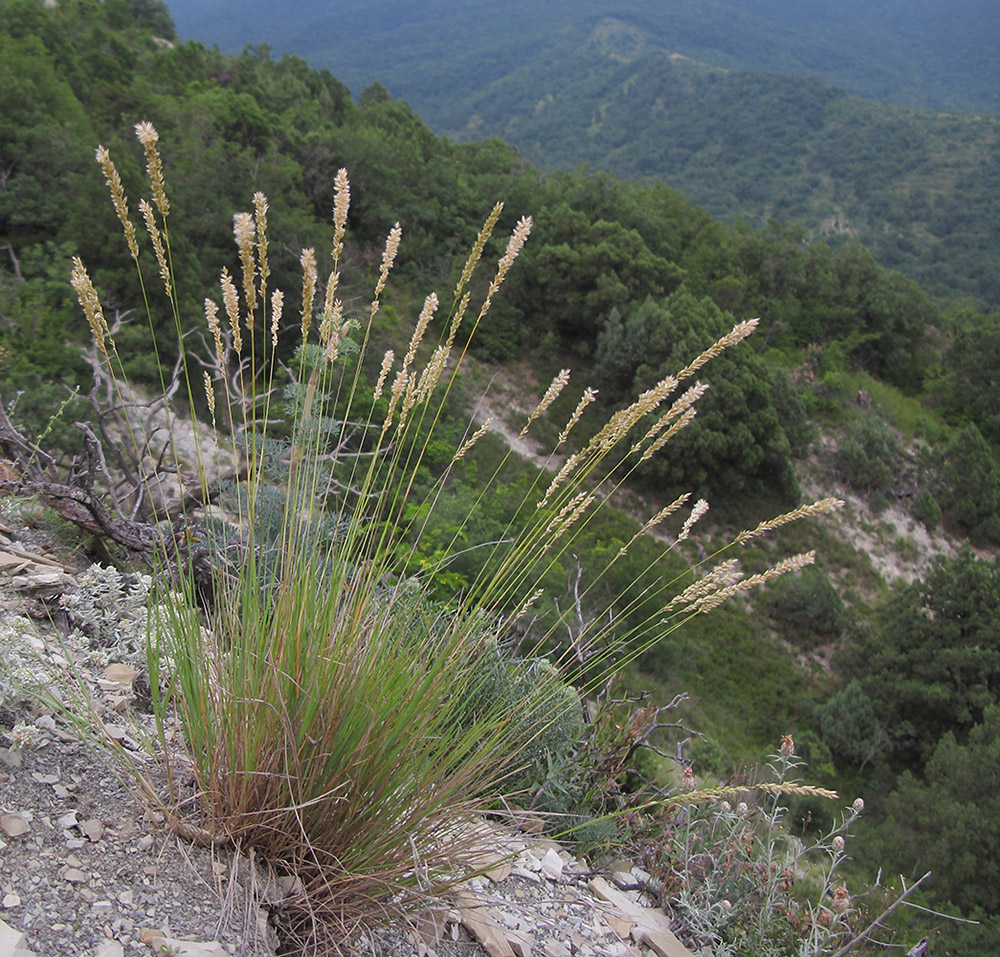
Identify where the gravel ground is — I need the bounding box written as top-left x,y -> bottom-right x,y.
0,504 -> 689,957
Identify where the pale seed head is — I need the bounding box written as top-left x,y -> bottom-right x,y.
521,368 -> 570,437
220,267 -> 242,353
300,248 -> 318,341
134,121 -> 169,217
452,419 -> 492,463
375,222 -> 402,300
202,371 -> 216,424
95,145 -> 138,261
332,168 -> 350,260
403,292 -> 438,371
204,298 -> 224,363
454,201 -> 503,300
233,211 -> 257,318
373,350 -> 395,401
139,199 -> 171,300
253,191 -> 270,286
677,499 -> 709,543
270,289 -> 283,348
71,257 -> 108,355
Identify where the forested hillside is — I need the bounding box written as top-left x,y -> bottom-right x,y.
166,2 -> 1000,307
446,37 -> 1000,308
2,1 -> 1000,949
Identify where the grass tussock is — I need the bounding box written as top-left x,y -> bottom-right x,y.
58,123 -> 846,948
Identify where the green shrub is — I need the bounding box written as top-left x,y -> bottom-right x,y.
836,415 -> 898,494
764,566 -> 847,647
938,423 -> 1000,544
814,679 -> 884,767
869,489 -> 892,515
911,488 -> 941,529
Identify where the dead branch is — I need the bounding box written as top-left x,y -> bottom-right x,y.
830,871 -> 932,957
2,243 -> 24,283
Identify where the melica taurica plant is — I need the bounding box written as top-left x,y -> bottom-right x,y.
60,122 -> 844,947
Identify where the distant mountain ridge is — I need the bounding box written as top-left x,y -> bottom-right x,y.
166,0 -> 1000,117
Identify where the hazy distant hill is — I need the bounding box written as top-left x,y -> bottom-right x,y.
165,0 -> 1000,305
166,0 -> 1000,117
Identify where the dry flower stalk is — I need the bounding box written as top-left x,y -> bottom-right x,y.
676,318 -> 759,381
445,291 -> 472,349
538,451 -> 582,509
557,386 -> 599,447
403,293 -> 438,371
454,201 -> 503,300
477,216 -> 531,322
332,167 -> 350,262
542,490 -> 596,549
634,382 -> 708,454
415,345 -> 449,404
592,374 -> 678,453
735,497 -> 845,546
300,248 -> 318,342
233,212 -> 257,322
677,499 -> 710,543
253,191 -> 270,289
318,266 -> 341,349
139,199 -> 171,300
270,290 -> 283,349
382,369 -> 409,432
689,551 -> 817,615
203,371 -> 216,426
70,257 -> 109,355
513,588 -> 545,622
373,350 -> 394,402
134,121 -> 169,217
520,369 -> 571,438
323,298 -> 344,363
617,493 -> 692,557
452,419 -> 492,463
654,780 -> 839,810
204,299 -> 224,363
640,407 -> 698,463
374,223 -> 402,302
220,267 -> 242,354
95,146 -> 138,261
665,558 -> 742,610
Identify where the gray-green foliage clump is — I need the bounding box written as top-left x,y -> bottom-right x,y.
0,615 -> 48,717
464,642 -> 584,773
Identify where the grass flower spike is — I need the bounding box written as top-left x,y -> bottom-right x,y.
95,146 -> 138,261
134,120 -> 169,217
